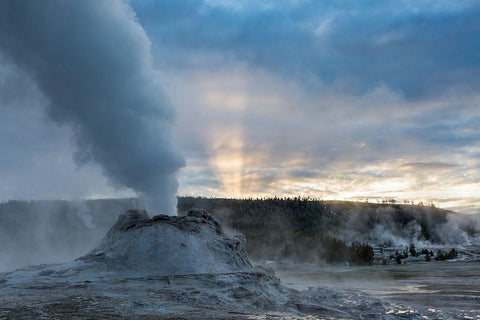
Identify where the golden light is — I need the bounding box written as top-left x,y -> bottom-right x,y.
208,129 -> 245,197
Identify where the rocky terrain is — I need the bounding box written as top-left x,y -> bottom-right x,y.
0,209 -> 427,319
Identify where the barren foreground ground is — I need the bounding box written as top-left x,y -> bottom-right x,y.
1,209 -> 478,319
0,210 -> 428,319
277,257 -> 480,319
0,262 -> 425,319
1,252 -> 479,319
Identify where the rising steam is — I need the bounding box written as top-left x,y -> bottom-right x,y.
0,0 -> 184,214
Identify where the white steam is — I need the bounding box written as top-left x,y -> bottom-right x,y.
0,0 -> 184,214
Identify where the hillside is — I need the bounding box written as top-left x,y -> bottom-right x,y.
178,197 -> 479,263
0,197 -> 478,270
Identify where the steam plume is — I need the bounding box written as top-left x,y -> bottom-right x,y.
0,0 -> 184,213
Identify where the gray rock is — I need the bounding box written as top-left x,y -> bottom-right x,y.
81,209 -> 252,274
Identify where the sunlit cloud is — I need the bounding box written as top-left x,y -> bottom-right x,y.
165,65 -> 480,214
208,127 -> 245,197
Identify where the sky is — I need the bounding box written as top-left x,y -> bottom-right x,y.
0,0 -> 479,214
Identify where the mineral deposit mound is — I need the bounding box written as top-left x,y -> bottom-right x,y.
82,208 -> 252,274
0,209 -> 416,319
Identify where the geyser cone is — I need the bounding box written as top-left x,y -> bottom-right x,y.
82,209 -> 252,275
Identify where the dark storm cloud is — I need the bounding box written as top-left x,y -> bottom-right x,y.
132,0 -> 480,98
0,0 -> 184,213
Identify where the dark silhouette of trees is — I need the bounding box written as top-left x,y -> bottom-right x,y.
435,248 -> 457,261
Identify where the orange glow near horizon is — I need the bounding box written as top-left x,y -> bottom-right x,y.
180,155 -> 480,214
169,69 -> 480,215
208,131 -> 245,197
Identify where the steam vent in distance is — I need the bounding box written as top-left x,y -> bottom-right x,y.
0,209 -> 426,318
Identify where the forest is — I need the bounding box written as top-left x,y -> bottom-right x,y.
0,197 -> 476,269
178,197 -> 477,264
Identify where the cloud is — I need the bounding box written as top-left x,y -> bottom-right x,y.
399,162 -> 459,170
161,64 -> 480,213
0,0 -> 479,215
132,0 -> 480,98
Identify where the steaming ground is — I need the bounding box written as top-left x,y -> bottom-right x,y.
0,209 -> 425,319
277,260 -> 480,319
0,210 -> 436,319
1,199 -> 479,318
0,199 -> 139,272
3,198 -> 479,273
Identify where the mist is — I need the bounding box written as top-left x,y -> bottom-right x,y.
178,198 -> 480,263
0,0 -> 184,214
0,199 -> 139,272
335,204 -> 480,248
